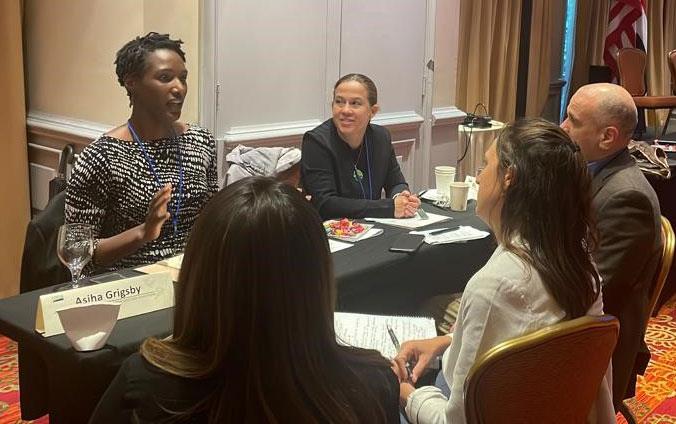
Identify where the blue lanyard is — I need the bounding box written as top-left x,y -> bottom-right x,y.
127,121 -> 184,234
354,135 -> 373,200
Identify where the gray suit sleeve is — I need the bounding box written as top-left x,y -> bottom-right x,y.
594,188 -> 659,405
595,189 -> 658,294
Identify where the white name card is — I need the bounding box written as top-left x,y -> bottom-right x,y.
35,272 -> 174,337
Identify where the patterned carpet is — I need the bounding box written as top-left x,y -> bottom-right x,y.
0,337 -> 46,424
618,295 -> 676,423
0,297 -> 674,423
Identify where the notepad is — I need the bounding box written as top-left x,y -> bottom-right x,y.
422,225 -> 490,245
334,312 -> 437,359
365,212 -> 451,229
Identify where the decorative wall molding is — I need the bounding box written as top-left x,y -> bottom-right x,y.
26,111 -> 110,211
391,137 -> 416,183
28,143 -> 62,154
432,106 -> 466,126
392,137 -> 416,161
219,111 -> 425,146
199,0 -> 217,132
222,119 -> 322,144
27,111 -> 110,148
371,111 -> 424,131
27,142 -> 62,170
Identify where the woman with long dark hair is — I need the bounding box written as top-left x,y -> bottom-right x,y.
394,119 -> 615,423
90,177 -> 399,423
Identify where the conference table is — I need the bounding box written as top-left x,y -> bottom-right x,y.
0,202 -> 494,423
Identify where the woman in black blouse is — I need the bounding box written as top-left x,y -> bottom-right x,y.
301,73 -> 420,220
90,177 -> 400,423
66,33 -> 218,270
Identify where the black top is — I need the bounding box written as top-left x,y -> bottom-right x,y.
301,119 -> 408,219
90,352 -> 400,423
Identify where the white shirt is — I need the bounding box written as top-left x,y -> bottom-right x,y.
405,244 -> 615,424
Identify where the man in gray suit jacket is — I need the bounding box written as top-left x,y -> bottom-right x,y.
562,83 -> 661,409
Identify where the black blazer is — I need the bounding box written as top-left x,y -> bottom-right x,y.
301,119 -> 408,220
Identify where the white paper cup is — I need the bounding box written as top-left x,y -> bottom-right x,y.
449,182 -> 470,211
56,302 -> 120,351
435,166 -> 456,200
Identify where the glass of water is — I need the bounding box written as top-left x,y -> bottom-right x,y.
57,223 -> 94,290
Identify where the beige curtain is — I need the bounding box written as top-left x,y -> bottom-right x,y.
569,0 -> 609,96
525,0 -> 555,116
456,0 -> 522,123
646,0 -> 676,127
0,0 -> 30,298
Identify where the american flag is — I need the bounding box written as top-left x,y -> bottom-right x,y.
603,0 -> 647,82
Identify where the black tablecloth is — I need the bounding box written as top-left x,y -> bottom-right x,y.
335,203 -> 494,314
0,203 -> 494,423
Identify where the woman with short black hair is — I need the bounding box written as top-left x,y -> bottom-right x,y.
66,32 -> 218,270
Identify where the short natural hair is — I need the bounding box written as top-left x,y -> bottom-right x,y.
495,118 -> 599,319
334,73 -> 378,106
114,32 -> 186,100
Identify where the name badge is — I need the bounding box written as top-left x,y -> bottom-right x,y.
35,272 -> 174,337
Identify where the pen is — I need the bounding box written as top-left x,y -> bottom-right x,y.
417,209 -> 429,220
386,324 -> 413,381
427,225 -> 460,235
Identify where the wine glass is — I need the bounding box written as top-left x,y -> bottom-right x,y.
57,223 -> 94,290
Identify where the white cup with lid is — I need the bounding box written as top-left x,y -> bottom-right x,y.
434,166 -> 456,201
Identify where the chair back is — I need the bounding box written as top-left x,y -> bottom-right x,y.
648,216 -> 675,317
668,49 -> 676,95
617,48 -> 647,96
20,191 -> 70,292
49,144 -> 75,200
464,315 -> 618,424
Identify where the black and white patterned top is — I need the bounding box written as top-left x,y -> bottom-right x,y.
65,124 -> 219,271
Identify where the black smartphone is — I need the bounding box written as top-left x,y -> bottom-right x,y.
389,234 -> 425,253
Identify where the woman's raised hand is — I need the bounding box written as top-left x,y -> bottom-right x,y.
142,183 -> 172,242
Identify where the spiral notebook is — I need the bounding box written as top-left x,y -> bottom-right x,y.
334,312 -> 437,359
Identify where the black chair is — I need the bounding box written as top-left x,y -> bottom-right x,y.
48,144 -> 74,199
20,144 -> 76,293
19,191 -> 70,293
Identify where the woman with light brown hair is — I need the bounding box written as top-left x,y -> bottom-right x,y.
90,177 -> 399,423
